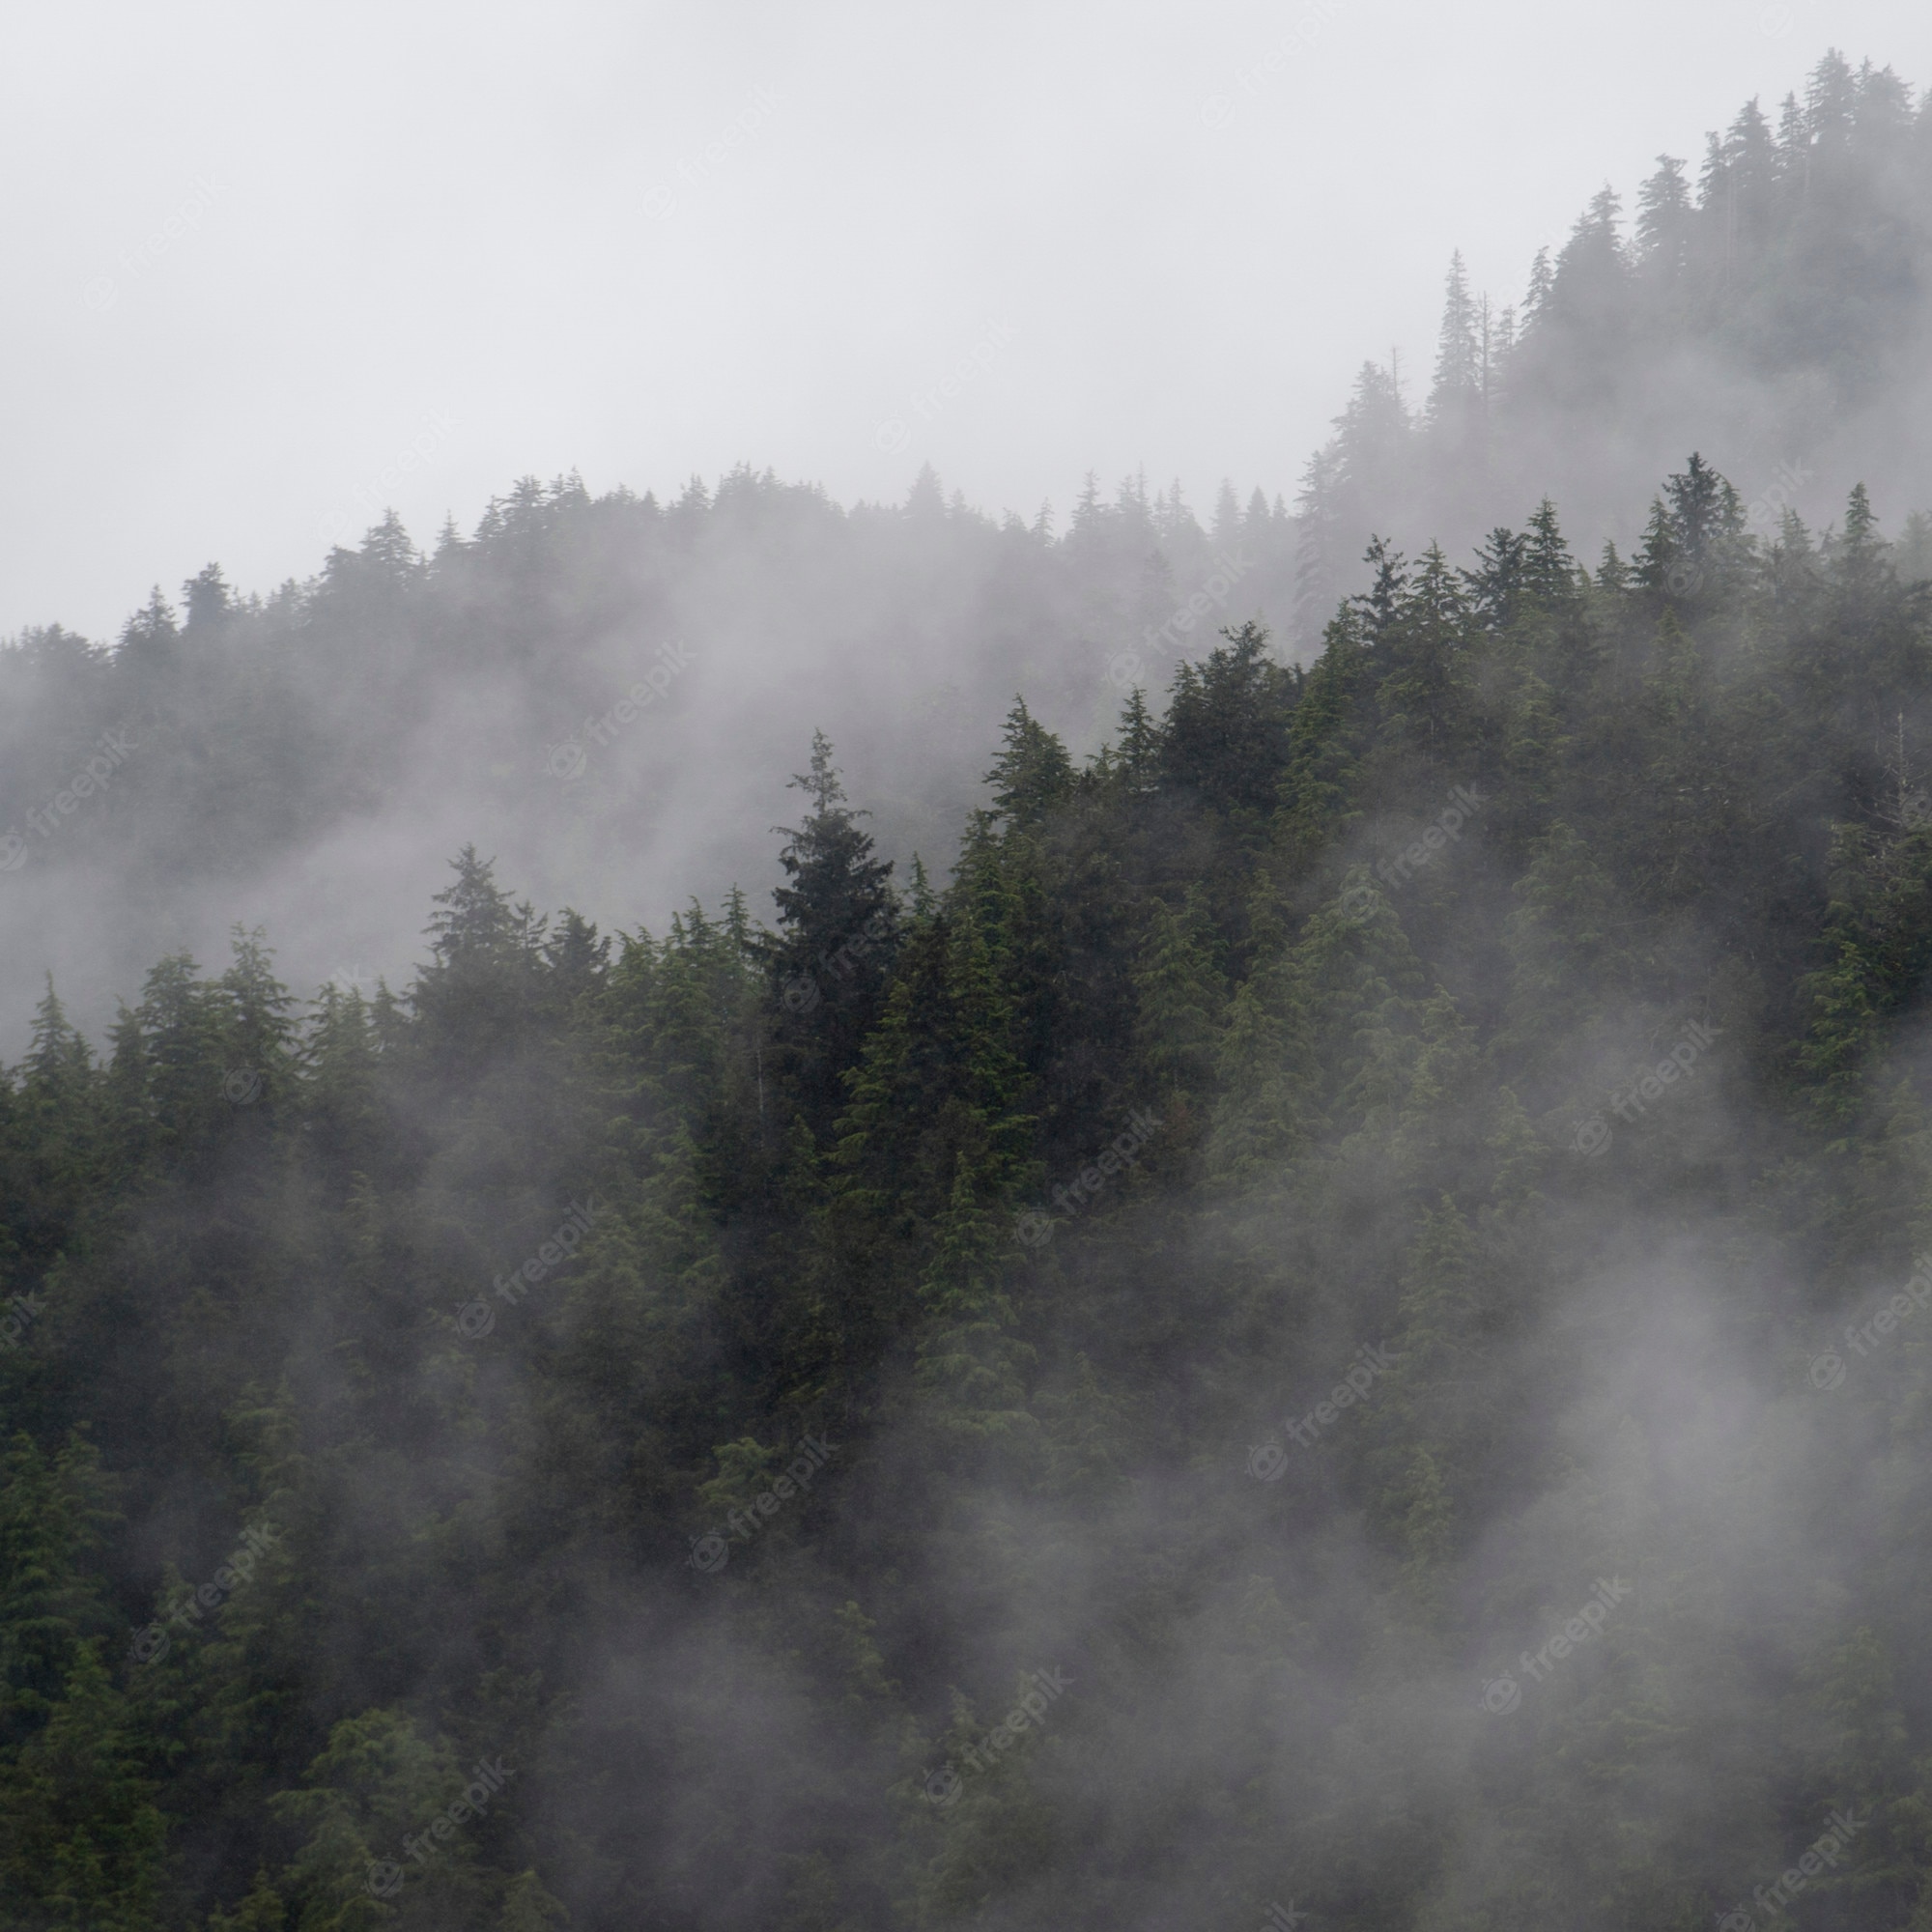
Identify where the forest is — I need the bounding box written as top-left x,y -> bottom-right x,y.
6,56 -> 1930,1052
6,43 -> 1932,1932
9,451 -> 1932,1928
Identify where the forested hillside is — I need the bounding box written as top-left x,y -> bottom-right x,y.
0,469 -> 1297,1047
1295,50 -> 1932,627
10,457 -> 1932,1927
7,50 -> 1925,1057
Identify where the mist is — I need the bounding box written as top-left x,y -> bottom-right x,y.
7,19 -> 1932,1932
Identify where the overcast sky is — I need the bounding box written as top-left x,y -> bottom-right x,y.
5,0 -> 1929,640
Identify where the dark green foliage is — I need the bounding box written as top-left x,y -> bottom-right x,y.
15,461 -> 1932,1930
1302,54 -> 1932,645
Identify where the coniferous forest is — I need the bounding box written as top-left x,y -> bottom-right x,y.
10,45 -> 1932,1932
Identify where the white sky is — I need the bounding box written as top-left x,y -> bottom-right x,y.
5,0 -> 1929,640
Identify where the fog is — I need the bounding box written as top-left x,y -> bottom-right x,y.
5,0 -> 1926,639
9,14 -> 1932,1932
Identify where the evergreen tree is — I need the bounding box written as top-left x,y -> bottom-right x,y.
765,732 -> 901,1140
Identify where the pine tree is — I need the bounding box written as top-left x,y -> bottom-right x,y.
1426,251 -> 1482,445
1635,154 -> 1692,280
0,1641 -> 167,1931
1378,543 -> 1472,759
1464,526 -> 1529,632
1132,886 -> 1227,1106
983,700 -> 1075,830
765,733 -> 901,1141
1159,622 -> 1298,820
1521,498 -> 1580,611
412,847 -> 547,1075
